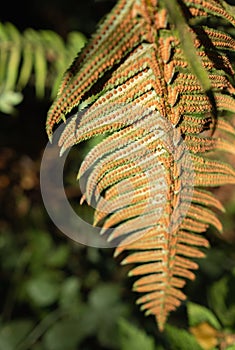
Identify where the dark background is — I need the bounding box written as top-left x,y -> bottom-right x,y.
1,1 -> 235,349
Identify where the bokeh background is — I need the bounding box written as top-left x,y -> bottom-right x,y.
1,1 -> 235,349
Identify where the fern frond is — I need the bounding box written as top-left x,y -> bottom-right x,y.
46,0 -> 235,330
0,22 -> 86,105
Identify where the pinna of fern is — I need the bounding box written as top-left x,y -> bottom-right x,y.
46,0 -> 235,331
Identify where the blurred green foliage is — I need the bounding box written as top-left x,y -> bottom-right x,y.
1,1 -> 235,349
0,22 -> 87,113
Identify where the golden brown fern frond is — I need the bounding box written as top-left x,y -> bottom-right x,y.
46,0 -> 235,330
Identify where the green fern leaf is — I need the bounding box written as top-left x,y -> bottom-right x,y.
0,22 -> 87,112
4,22 -> 21,91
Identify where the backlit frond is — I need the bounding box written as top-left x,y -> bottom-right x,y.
46,0 -> 235,330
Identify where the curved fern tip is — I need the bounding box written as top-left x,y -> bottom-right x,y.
80,194 -> 86,205
59,145 -> 66,157
157,319 -> 165,333
76,171 -> 81,181
47,131 -> 53,144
